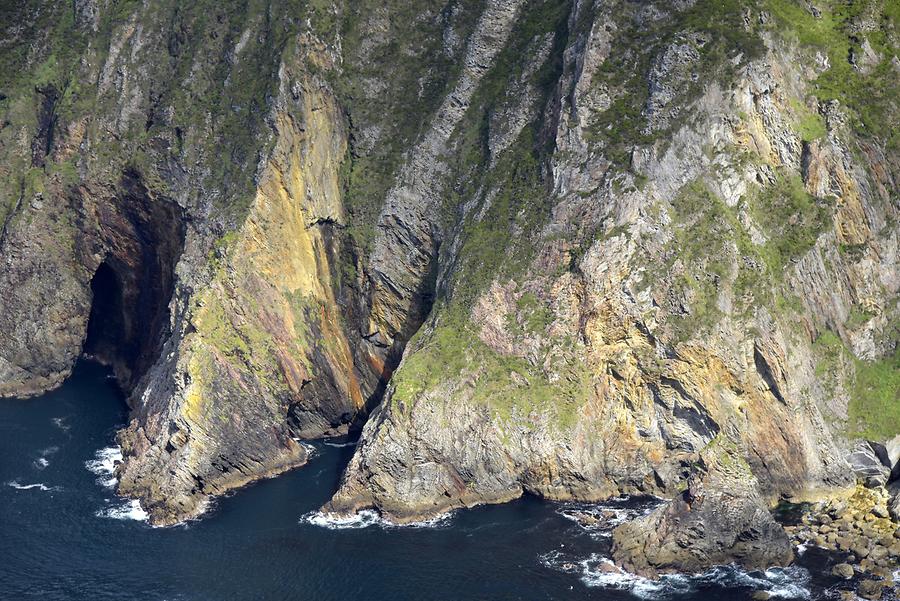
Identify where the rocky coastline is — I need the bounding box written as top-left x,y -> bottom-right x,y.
0,0 -> 897,592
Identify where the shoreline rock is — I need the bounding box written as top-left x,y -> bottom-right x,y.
781,485 -> 900,600
610,442 -> 793,577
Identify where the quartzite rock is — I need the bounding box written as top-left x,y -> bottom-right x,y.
848,441 -> 893,488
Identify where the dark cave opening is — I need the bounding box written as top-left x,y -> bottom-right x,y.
79,169 -> 186,392
83,262 -> 129,368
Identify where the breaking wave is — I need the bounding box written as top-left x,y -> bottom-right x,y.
302,509 -> 453,530
96,499 -> 149,523
6,480 -> 60,492
540,552 -> 811,600
85,446 -> 122,489
292,438 -> 319,458
33,446 -> 59,470
556,497 -> 661,538
546,496 -> 811,600
303,509 -> 384,530
322,440 -> 358,448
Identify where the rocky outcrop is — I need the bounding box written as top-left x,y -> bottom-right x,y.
784,485 -> 900,597
887,435 -> 900,482
889,483 -> 900,522
115,46 -> 363,523
611,441 -> 793,576
0,3 -> 376,523
0,0 -> 897,574
363,0 -> 527,359
325,0 -> 898,576
847,441 -> 893,488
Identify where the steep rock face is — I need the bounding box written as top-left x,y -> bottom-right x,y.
0,2 -> 387,523
0,1 -> 280,400
0,0 -> 552,524
326,0 -> 899,564
1,0 -> 897,557
116,47 -> 365,524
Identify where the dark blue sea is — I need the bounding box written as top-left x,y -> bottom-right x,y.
0,361 -> 849,600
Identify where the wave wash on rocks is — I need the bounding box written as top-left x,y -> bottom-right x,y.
0,0 -> 898,574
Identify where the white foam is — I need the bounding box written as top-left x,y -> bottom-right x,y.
96,499 -> 149,522
6,480 -> 59,492
323,440 -> 358,448
572,555 -> 691,599
302,509 -> 453,530
762,568 -> 812,600
85,446 -> 122,489
557,499 -> 661,538
707,566 -> 810,600
303,509 -> 383,529
541,551 -> 811,601
292,438 -> 318,458
33,446 -> 59,470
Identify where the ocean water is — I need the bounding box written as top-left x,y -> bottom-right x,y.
0,361 -> 847,600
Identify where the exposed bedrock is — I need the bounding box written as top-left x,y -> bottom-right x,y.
116,56 -> 360,524
81,169 -> 186,390
325,0 -> 898,576
610,441 -> 794,577
0,0 -> 898,558
112,0 -> 545,524
0,168 -> 185,397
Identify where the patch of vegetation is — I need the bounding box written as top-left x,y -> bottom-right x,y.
812,328 -> 900,440
651,168 -> 831,340
195,292 -> 268,364
746,170 -> 831,273
383,0 -> 596,431
839,243 -> 868,262
438,0 -> 569,305
662,181 -> 749,338
766,0 -> 900,155
448,131 -> 555,305
391,307 -> 590,431
333,0 -> 485,254
846,306 -> 875,329
789,98 -> 828,142
850,346 -> 900,440
586,0 -> 765,165
516,292 -> 554,334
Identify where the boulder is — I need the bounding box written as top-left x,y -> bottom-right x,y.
888,483 -> 900,522
831,563 -> 855,579
858,579 -> 884,601
885,435 -> 900,482
611,442 -> 793,576
847,442 -> 892,488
